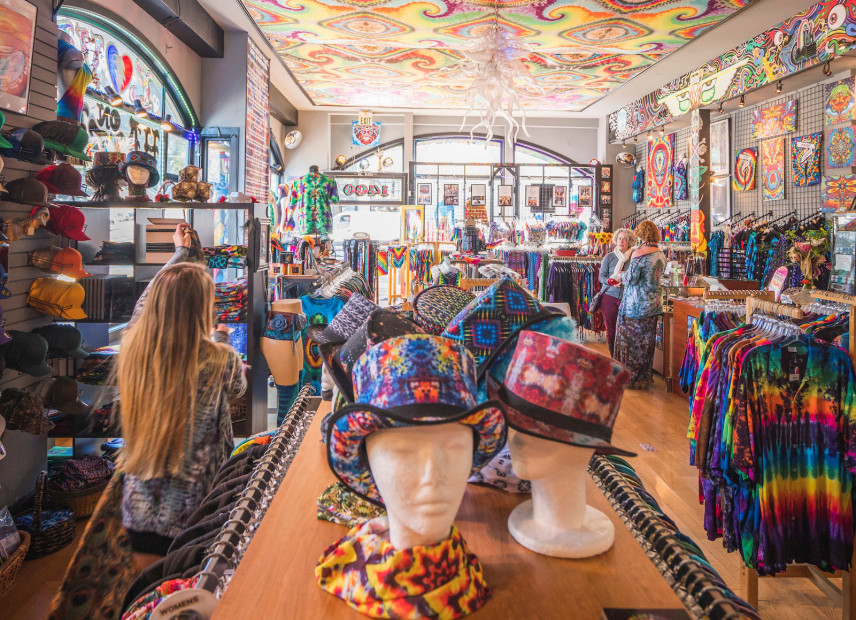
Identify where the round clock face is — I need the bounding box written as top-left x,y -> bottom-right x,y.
284,130 -> 303,149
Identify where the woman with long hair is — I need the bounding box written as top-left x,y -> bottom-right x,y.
119,226 -> 246,570
597,228 -> 635,357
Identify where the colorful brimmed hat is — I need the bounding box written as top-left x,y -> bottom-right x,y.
441,277 -> 563,376
120,151 -> 160,187
306,293 -> 378,345
413,285 -> 475,335
319,309 -> 424,403
327,334 -> 507,505
487,330 -> 635,457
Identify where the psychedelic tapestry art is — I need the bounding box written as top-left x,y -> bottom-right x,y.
791,133 -> 822,187
761,139 -> 784,201
822,175 -> 856,213
752,101 -> 797,139
825,77 -> 856,125
732,148 -> 757,192
827,126 -> 856,169
647,134 -> 674,209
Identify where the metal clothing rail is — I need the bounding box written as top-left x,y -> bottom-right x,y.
150,385 -> 318,619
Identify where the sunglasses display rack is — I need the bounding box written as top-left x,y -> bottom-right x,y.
589,455 -> 760,620
150,385 -> 318,619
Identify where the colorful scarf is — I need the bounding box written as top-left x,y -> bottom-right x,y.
57,41 -> 92,122
389,246 -> 408,269
378,250 -> 389,276
317,482 -> 386,528
316,517 -> 490,619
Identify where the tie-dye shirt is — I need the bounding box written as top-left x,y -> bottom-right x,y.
619,250 -> 666,319
731,337 -> 856,575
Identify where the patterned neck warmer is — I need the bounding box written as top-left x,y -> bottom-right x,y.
316,517 -> 490,619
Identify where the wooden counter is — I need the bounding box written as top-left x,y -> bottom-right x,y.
214,404 -> 684,619
669,298 -> 704,400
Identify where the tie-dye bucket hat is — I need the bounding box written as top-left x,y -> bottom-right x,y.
326,334 -> 507,506
413,285 -> 475,335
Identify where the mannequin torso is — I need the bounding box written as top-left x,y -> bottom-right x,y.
261,298 -> 304,385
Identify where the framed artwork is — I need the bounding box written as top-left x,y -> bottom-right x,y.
733,147 -> 757,191
400,205 -> 425,244
601,166 -> 611,179
497,184 -> 513,207
443,184 -> 458,206
251,218 -> 270,270
647,133 -> 674,208
417,183 -> 432,205
825,77 -> 855,125
710,176 -> 730,224
600,194 -> 612,206
470,184 -> 486,207
0,0 -> 37,115
600,208 -> 611,229
826,126 -> 856,169
752,100 -> 797,139
791,133 -> 822,187
352,121 -> 381,147
710,120 -> 730,176
600,181 -> 611,193
822,175 -> 856,212
761,138 -> 785,201
525,185 -> 540,209
578,184 -> 593,208
552,185 -> 566,208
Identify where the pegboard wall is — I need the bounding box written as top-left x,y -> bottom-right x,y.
631,125 -> 692,225
629,80 -> 832,224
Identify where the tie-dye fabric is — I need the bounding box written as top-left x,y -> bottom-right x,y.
316,517 -> 490,619
290,173 -> 339,237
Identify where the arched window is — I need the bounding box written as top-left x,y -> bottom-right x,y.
514,141 -> 576,165
341,141 -> 405,173
415,134 -> 503,164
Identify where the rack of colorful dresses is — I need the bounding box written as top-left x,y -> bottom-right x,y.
341,238 -> 378,300
681,290 -> 856,617
545,256 -> 605,335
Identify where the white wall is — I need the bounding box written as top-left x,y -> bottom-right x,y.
282,110 -> 331,178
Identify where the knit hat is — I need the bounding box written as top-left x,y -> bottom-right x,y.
413,285 -> 475,335
306,293 -> 378,345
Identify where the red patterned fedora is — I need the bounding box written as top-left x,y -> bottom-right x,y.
487,330 -> 635,457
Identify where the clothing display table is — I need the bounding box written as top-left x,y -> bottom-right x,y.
214,405 -> 684,619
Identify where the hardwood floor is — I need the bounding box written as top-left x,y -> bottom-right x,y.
0,343 -> 842,619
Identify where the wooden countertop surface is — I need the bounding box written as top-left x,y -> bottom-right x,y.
214,404 -> 684,619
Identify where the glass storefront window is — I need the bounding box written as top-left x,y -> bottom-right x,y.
206,140 -> 232,203
343,144 -> 404,173
166,133 -> 190,177
415,136 -> 502,164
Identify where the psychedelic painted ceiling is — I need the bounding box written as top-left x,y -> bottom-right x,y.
243,0 -> 752,111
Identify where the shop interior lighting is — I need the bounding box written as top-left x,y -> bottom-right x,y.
647,130 -> 652,141
134,99 -> 148,118
621,139 -> 626,147
105,86 -> 122,106
824,62 -> 832,76
659,126 -> 664,135
739,95 -> 745,108
776,80 -> 783,94
633,135 -> 638,145
718,102 -> 724,113
161,115 -> 173,131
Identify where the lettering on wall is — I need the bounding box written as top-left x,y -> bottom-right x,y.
81,100 -> 160,160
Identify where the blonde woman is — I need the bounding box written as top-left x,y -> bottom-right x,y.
119,226 -> 246,570
614,220 -> 666,389
597,228 -> 636,356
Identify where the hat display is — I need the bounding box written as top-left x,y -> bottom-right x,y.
46,204 -> 90,241
327,334 -> 507,505
32,245 -> 90,279
0,128 -> 52,165
0,389 -> 52,435
4,177 -> 50,206
441,277 -> 562,374
319,309 -> 424,403
1,330 -> 52,376
487,330 -> 634,457
27,277 -> 87,320
306,293 -> 378,345
413,285 -> 475,335
32,324 -> 89,359
32,120 -> 91,161
120,151 -> 160,187
35,163 -> 89,196
0,264 -> 11,298
46,377 -> 88,415
0,111 -> 13,149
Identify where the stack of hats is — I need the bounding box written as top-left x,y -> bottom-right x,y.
172,165 -> 212,202
31,246 -> 91,279
32,120 -> 91,162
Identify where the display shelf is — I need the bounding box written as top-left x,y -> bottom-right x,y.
66,200 -> 256,210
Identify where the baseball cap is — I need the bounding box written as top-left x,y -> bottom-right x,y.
32,324 -> 88,358
1,330 -> 52,376
46,204 -> 90,241
27,277 -> 87,320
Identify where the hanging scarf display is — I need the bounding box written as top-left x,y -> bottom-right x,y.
389,246 -> 408,269
316,517 -> 490,619
377,250 -> 389,276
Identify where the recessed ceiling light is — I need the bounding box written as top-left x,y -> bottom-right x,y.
739,95 -> 745,108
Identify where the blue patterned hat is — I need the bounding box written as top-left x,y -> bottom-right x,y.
442,277 -> 562,379
326,334 -> 507,505
119,151 -> 160,187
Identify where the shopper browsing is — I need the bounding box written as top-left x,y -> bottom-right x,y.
118,225 -> 246,571
613,220 -> 666,389
597,228 -> 636,357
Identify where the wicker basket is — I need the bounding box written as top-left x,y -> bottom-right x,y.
0,531 -> 30,598
48,479 -> 110,519
15,472 -> 75,560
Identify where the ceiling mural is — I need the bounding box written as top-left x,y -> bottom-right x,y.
243,0 -> 753,110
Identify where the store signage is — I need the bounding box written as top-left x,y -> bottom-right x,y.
342,183 -> 391,198
333,176 -> 402,203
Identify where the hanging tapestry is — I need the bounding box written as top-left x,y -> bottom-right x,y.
751,100 -> 797,139
825,77 -> 856,126
377,250 -> 388,276
822,175 -> 856,213
646,133 -> 673,208
673,157 -> 687,201
761,138 -> 784,201
389,246 -> 408,269
791,133 -> 822,187
826,126 -> 856,169
352,121 -> 381,147
732,148 -> 757,191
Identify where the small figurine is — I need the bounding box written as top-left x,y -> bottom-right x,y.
171,165 -> 211,202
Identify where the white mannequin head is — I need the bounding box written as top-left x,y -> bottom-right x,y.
366,423 -> 473,549
508,428 -> 573,480
125,165 -> 151,186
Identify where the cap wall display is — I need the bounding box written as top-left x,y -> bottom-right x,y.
1,330 -> 52,376
0,128 -> 52,165
36,163 -> 89,196
4,177 -> 50,206
32,120 -> 91,161
46,204 -> 90,241
32,324 -> 89,359
45,377 -> 88,415
27,278 -> 87,320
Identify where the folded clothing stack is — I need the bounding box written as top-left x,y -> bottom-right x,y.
92,241 -> 135,264
204,245 -> 247,269
214,278 -> 247,323
79,275 -> 136,322
49,455 -> 114,492
76,346 -> 119,385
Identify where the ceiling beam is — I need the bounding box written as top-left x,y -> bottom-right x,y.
131,0 -> 223,58
271,84 -> 298,126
